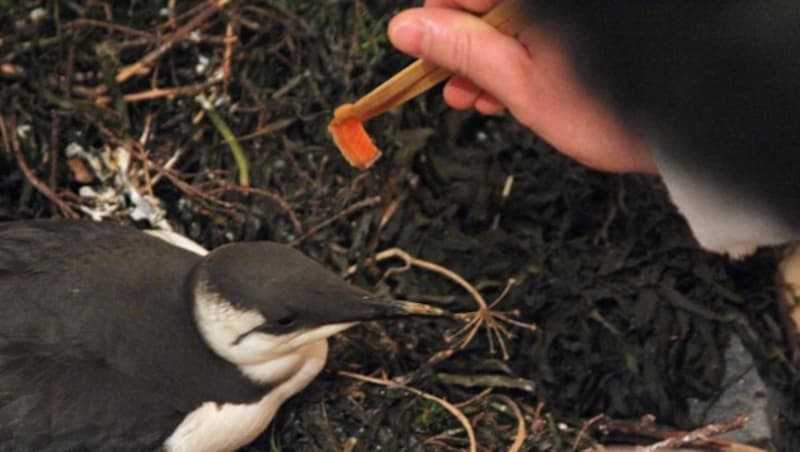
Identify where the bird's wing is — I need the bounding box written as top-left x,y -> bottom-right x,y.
0,219 -> 203,368
0,339 -> 184,451
0,220 -> 217,448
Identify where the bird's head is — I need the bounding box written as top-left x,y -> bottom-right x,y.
186,242 -> 444,383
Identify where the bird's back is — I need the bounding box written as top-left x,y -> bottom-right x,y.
0,220 -> 265,449
0,220 -> 200,364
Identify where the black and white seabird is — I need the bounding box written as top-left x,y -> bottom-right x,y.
518,1 -> 800,258
0,219 -> 444,451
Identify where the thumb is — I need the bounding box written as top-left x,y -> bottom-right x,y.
388,7 -> 533,112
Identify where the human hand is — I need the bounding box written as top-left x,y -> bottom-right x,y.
387,0 -> 657,173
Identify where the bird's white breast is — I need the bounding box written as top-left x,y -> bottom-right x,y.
163,339 -> 328,452
655,151 -> 798,258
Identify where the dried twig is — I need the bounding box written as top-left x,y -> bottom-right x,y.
352,248 -> 537,359
116,0 -> 231,83
48,116 -> 61,189
437,373 -> 535,393
600,415 -> 763,451
530,402 -> 547,441
218,182 -> 303,235
63,18 -> 155,39
291,195 -> 382,245
571,414 -> 605,451
222,21 -> 235,94
339,370 -> 477,452
236,118 -> 295,142
494,394 -> 527,452
1,115 -> 78,218
423,428 -> 472,451
116,81 -> 220,103
639,415 -> 755,451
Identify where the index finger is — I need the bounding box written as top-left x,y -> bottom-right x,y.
424,0 -> 501,13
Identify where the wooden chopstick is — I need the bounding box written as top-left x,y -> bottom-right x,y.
332,0 -> 525,123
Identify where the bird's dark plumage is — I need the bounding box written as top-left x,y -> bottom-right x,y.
0,220 -> 266,450
0,219 -> 442,451
520,1 -> 800,249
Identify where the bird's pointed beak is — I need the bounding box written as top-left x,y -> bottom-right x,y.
284,293 -> 449,351
357,296 -> 448,319
326,293 -> 449,324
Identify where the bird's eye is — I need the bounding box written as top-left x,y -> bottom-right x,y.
275,316 -> 296,327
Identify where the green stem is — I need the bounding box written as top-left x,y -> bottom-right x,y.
196,94 -> 250,187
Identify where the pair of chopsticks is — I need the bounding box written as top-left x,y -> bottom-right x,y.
329,0 -> 524,169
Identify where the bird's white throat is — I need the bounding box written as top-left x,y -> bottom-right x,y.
174,287 -> 355,452
192,280 -> 355,373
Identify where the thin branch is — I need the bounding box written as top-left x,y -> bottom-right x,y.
116,0 -> 231,83
63,18 -> 155,39
115,81 -> 220,103
291,195 -> 382,245
371,248 -> 488,309
1,115 -> 78,219
219,182 -> 303,235
571,414 -> 604,451
493,395 -> 527,452
339,370 -> 477,452
640,415 -> 756,451
351,248 -> 536,359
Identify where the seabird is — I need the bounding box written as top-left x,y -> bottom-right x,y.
518,1 -> 800,258
0,219 -> 444,451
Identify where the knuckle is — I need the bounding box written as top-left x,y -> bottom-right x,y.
449,26 -> 474,76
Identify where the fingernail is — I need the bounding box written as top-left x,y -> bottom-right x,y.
388,17 -> 426,56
